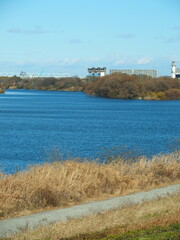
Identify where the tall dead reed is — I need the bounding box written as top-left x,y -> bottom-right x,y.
0,152 -> 179,219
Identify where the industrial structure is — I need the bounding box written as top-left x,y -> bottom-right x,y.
19,72 -> 70,78
1,62 -> 180,79
0,72 -> 70,78
171,61 -> 180,79
88,67 -> 106,77
109,69 -> 157,78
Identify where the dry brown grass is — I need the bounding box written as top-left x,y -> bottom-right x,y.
0,152 -> 179,219
7,193 -> 180,240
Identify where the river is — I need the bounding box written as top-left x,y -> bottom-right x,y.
0,89 -> 179,173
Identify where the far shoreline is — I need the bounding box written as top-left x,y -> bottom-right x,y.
1,74 -> 180,100
4,87 -> 180,101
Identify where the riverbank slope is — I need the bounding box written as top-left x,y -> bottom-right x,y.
0,152 -> 179,220
0,184 -> 179,239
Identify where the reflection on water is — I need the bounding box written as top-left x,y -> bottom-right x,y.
0,89 -> 180,173
4,89 -> 41,95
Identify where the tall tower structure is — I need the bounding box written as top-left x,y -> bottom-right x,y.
171,61 -> 176,78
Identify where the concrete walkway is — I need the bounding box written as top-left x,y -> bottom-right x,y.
0,184 -> 179,238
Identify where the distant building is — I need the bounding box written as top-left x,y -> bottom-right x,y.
0,72 -> 18,77
171,61 -> 180,79
0,72 -> 70,78
88,67 -> 106,77
109,69 -> 157,78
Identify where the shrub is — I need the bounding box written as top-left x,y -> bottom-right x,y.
165,89 -> 180,100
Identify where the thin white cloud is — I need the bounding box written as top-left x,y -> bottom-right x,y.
7,26 -> 63,35
172,25 -> 180,30
137,57 -> 152,65
89,57 -> 102,62
154,35 -> 165,40
58,58 -> 79,66
114,60 -> 125,65
166,35 -> 180,43
3,58 -> 80,68
69,38 -> 82,44
117,33 -> 135,39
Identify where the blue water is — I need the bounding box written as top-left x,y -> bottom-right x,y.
0,89 -> 180,173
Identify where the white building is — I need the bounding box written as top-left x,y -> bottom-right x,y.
110,69 -> 157,78
171,61 -> 180,79
88,67 -> 106,77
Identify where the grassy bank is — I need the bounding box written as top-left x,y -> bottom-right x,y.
3,193 -> 180,240
0,152 -> 179,219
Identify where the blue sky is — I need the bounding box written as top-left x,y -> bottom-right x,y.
0,0 -> 180,77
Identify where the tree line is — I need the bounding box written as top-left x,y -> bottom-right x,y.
83,73 -> 180,100
0,73 -> 180,100
0,76 -> 84,91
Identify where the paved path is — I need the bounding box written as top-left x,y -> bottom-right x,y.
0,184 -> 179,238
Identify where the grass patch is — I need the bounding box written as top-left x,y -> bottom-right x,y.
98,224 -> 180,240
61,224 -> 180,240
0,152 -> 179,219
4,194 -> 180,240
